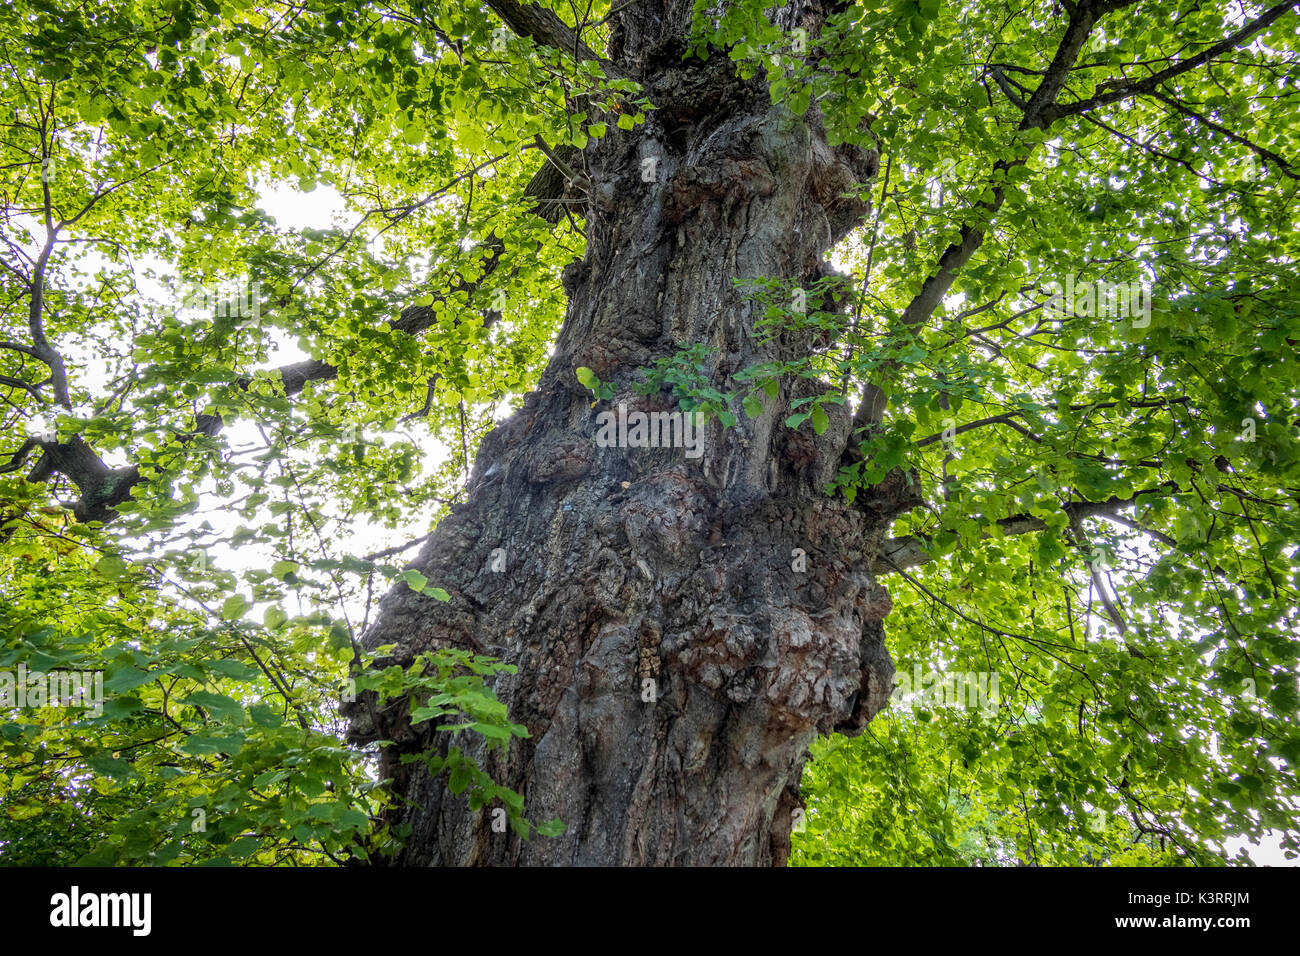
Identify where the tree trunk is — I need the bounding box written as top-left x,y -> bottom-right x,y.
347,0 -> 919,866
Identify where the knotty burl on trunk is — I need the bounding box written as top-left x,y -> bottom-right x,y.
346,1 -> 919,865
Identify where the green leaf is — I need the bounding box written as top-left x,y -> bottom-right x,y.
206,659 -> 261,680
181,690 -> 244,722
103,665 -> 154,694
95,554 -> 128,581
221,594 -> 251,620
810,405 -> 829,435
536,818 -> 566,838
227,836 -> 261,858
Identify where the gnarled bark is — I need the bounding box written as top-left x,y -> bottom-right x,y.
347,0 -> 918,866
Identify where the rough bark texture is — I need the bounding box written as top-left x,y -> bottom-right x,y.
346,0 -> 919,866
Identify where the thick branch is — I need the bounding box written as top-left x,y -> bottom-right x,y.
0,438 -> 38,474
1068,510 -> 1129,636
27,226 -> 72,409
483,0 -> 621,77
895,0 -> 1101,331
856,0 -> 1104,428
1043,2 -> 1298,125
857,1 -> 1283,433
872,486 -> 1176,573
912,396 -> 1190,448
21,435 -> 135,525
1149,91 -> 1298,180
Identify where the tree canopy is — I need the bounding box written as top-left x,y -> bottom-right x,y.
1,0 -> 1298,866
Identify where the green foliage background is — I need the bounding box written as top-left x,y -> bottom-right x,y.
1,0 -> 1297,865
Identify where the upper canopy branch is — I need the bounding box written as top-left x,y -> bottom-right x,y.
858,0 -> 1292,432
911,396 -> 1191,448
1041,1 -> 1298,125
6,147 -> 578,528
1148,91 -> 1298,180
872,485 -> 1177,574
482,0 -> 623,78
855,0 -> 1107,429
904,0 -> 1296,330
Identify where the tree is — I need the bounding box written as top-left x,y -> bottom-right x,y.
1,0 -> 1297,867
